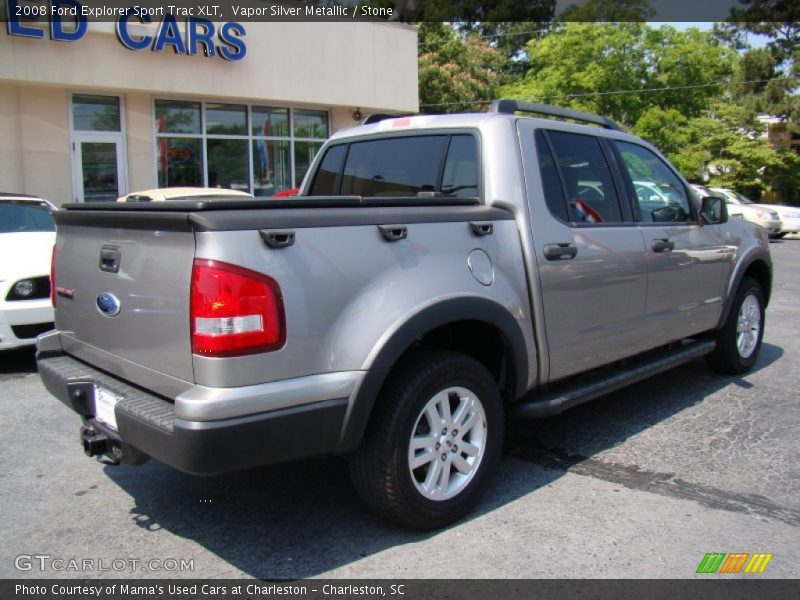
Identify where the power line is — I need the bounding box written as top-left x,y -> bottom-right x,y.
418,26 -> 556,48
418,76 -> 799,108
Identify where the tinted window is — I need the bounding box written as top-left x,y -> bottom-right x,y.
310,145 -> 346,195
548,131 -> 623,224
0,202 -> 55,233
535,131 -> 569,222
441,135 -> 479,197
341,136 -> 448,197
615,141 -> 692,223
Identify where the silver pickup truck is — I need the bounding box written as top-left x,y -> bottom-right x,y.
38,101 -> 772,529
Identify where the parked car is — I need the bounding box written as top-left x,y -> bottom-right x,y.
693,186 -> 781,236
117,187 -> 253,203
0,194 -> 57,350
711,187 -> 799,239
38,101 -> 772,529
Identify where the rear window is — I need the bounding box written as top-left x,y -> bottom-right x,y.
309,134 -> 479,198
0,201 -> 55,233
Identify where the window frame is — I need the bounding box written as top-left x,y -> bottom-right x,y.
307,129 -> 483,200
152,98 -> 330,193
538,128 -> 634,227
609,139 -> 699,225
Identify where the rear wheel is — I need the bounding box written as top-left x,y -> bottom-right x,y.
349,349 -> 503,530
707,277 -> 765,374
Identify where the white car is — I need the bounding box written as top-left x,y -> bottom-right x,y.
0,194 -> 57,350
708,186 -> 784,236
711,187 -> 799,239
117,187 -> 253,203
690,185 -> 782,235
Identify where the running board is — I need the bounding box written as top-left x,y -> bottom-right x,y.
513,339 -> 716,418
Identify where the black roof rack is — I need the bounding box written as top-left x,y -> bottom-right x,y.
489,99 -> 624,132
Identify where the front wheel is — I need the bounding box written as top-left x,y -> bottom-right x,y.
349,349 -> 504,529
706,277 -> 765,374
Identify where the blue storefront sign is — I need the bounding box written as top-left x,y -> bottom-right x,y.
5,0 -> 246,61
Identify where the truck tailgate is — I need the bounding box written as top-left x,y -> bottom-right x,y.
53,217 -> 195,384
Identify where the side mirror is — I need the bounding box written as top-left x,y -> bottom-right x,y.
699,196 -> 728,225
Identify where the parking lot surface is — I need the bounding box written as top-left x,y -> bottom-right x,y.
1,239 -> 799,579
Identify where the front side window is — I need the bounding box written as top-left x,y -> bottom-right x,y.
547,131 -> 623,224
615,141 -> 692,223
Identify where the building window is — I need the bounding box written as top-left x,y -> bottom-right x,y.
72,94 -> 121,132
154,100 -> 328,195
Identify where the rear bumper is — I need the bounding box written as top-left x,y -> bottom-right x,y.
37,351 -> 350,475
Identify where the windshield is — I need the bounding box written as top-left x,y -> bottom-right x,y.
0,201 -> 56,233
733,191 -> 755,204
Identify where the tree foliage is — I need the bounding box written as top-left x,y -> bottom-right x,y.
418,22 -> 506,113
502,23 -> 736,127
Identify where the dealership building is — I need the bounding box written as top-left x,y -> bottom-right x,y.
0,14 -> 418,205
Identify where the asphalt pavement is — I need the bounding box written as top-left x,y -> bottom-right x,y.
1,239 -> 798,580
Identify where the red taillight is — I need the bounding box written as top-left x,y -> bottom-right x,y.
50,244 -> 57,308
190,259 -> 286,357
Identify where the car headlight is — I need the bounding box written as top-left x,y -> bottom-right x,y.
14,280 -> 35,298
756,211 -> 775,220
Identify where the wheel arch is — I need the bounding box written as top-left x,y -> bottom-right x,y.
337,297 -> 530,453
716,252 -> 772,330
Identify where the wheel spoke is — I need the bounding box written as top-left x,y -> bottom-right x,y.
423,459 -> 444,494
424,402 -> 443,432
410,435 -> 437,452
460,410 -> 479,436
438,461 -> 452,493
437,392 -> 453,427
452,454 -> 472,474
451,396 -> 471,428
461,441 -> 480,457
410,449 -> 437,470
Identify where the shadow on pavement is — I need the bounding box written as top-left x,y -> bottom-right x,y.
103,343 -> 783,578
0,346 -> 37,377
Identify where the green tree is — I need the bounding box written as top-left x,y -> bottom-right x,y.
502,23 -> 736,127
418,22 -> 506,113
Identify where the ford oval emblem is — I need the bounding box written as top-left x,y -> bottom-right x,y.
96,292 -> 121,317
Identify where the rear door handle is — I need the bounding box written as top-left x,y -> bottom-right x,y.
651,238 -> 675,253
543,243 -> 578,261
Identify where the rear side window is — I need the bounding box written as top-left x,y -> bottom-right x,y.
441,135 -> 479,197
547,131 -> 623,224
535,131 -> 569,222
309,144 -> 346,196
309,134 -> 479,198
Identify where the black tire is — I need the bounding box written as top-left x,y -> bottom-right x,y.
706,277 -> 765,374
349,349 -> 504,530
768,232 -> 786,240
